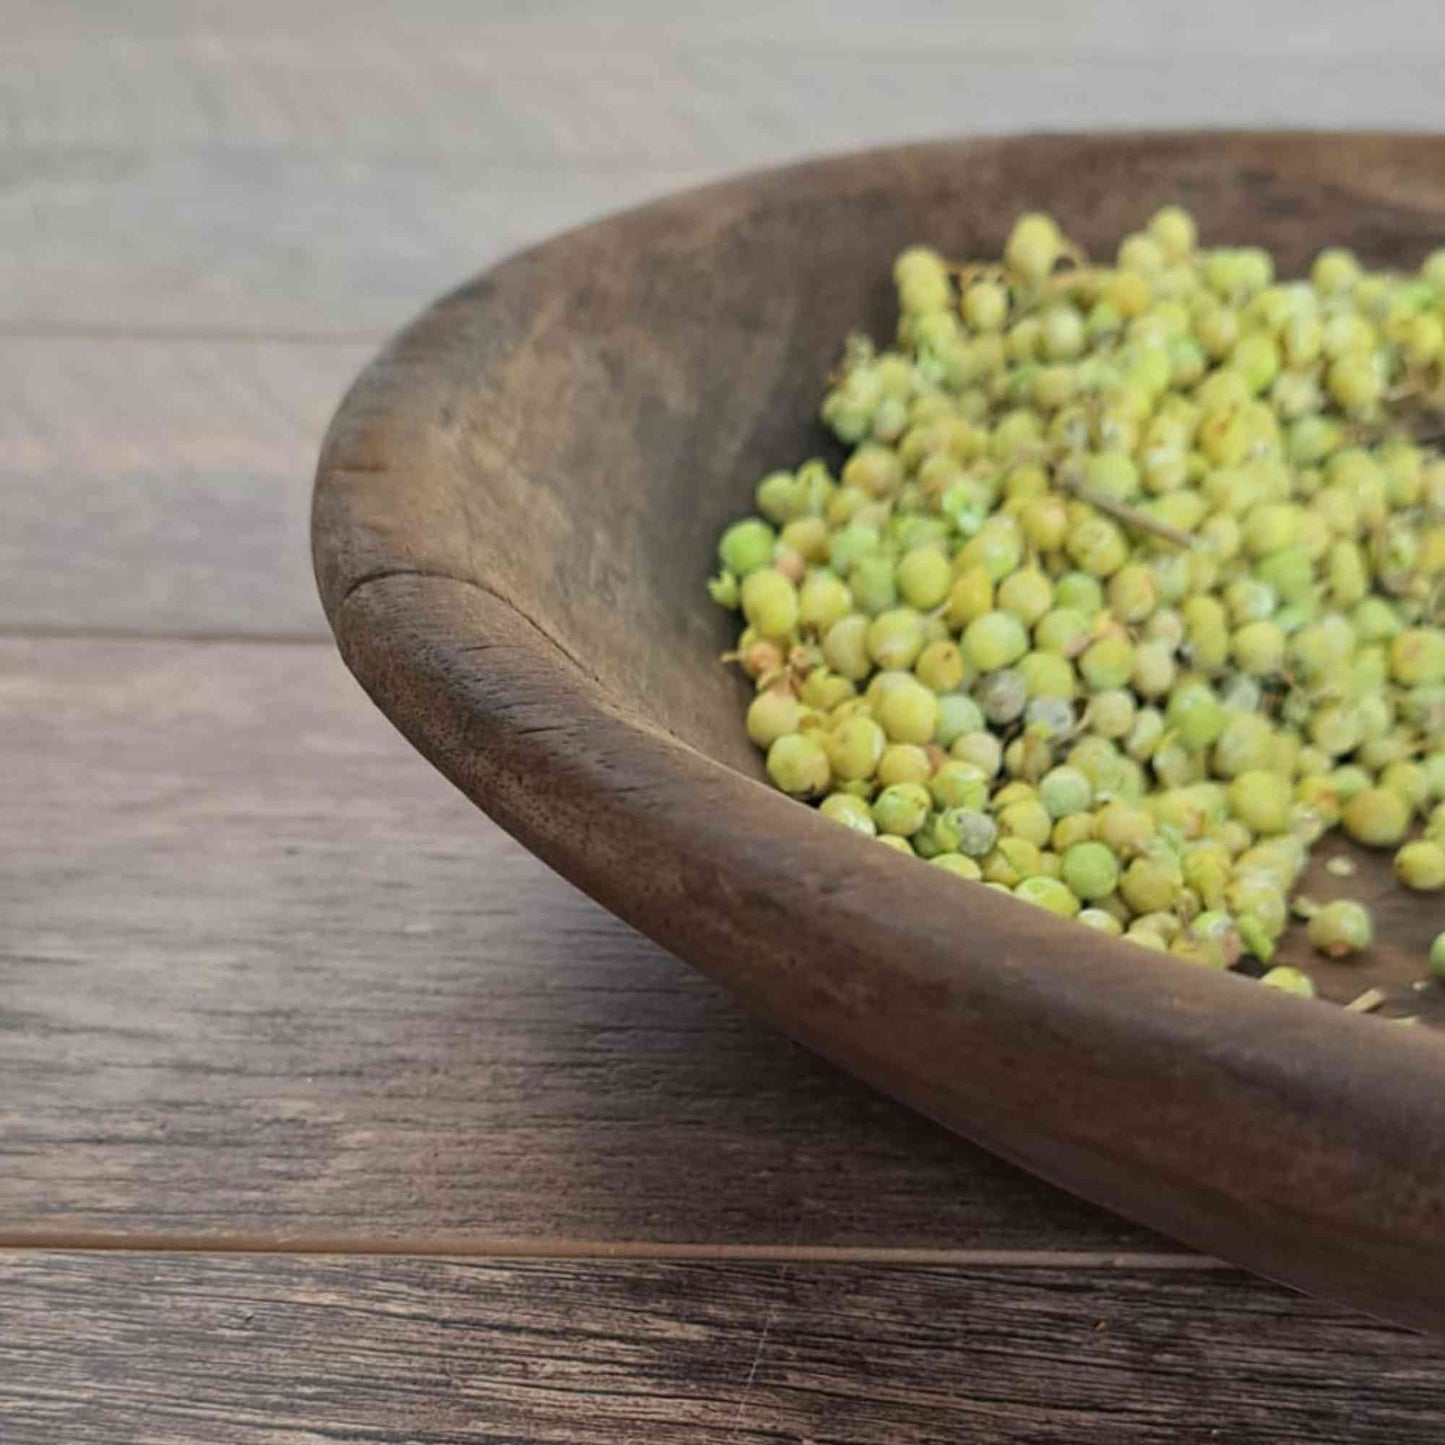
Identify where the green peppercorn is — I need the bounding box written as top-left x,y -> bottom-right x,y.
1307,899 -> 1374,958
872,782 -> 933,837
1395,840 -> 1445,892
1227,769 -> 1292,836
874,678 -> 939,745
1124,926 -> 1170,953
1067,516 -> 1129,578
719,518 -> 778,576
963,611 -> 1030,672
740,568 -> 799,639
1014,875 -> 1082,918
819,791 -> 877,835
798,571 -> 853,634
935,694 -> 985,749
1038,766 -> 1094,820
931,852 -> 984,881
1061,840 -> 1121,901
866,608 -> 925,670
825,715 -> 886,782
1391,629 -> 1445,687
931,761 -> 990,811
718,215 -> 1445,984
875,743 -> 931,789
1005,213 -> 1064,282
1078,633 -> 1135,692
1077,907 -> 1124,936
767,733 -> 830,797
1260,966 -> 1317,997
952,730 -> 1003,778
746,689 -> 803,750
1341,788 -> 1412,848
1054,571 -> 1106,615
912,641 -> 963,695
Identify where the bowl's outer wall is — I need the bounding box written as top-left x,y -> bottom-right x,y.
315,134 -> 1445,1330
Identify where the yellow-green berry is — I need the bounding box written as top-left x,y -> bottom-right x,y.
1260,966 -> 1317,997
1039,766 -> 1094,819
1077,906 -> 1124,935
931,852 -> 983,881
719,518 -> 777,575
872,782 -> 933,837
1306,899 -> 1373,958
1227,769 -> 1292,836
746,689 -> 803,750
766,733 -> 830,797
1341,788 -> 1412,848
1014,875 -> 1081,918
876,743 -> 933,789
1061,840 -> 1121,901
875,678 -> 940,745
819,791 -> 877,835
897,546 -> 953,610
740,568 -> 799,638
1395,840 -> 1445,892
963,610 -> 1030,672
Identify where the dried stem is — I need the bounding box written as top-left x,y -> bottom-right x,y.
1058,478 -> 1195,549
1345,987 -> 1388,1015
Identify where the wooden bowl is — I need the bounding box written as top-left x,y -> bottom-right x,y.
314,133 -> 1445,1331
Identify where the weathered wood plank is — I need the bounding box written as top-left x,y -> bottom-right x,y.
0,636 -> 1156,1249
3,1251 -> 1439,1443
1,337 -> 370,478
8,2 -> 1445,161
0,150 -> 701,336
0,337 -> 374,636
4,40 -> 1442,163
6,34 -> 1445,339
4,0 -> 1418,52
0,464 -> 327,638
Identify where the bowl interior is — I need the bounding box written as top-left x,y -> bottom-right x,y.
413,134 -> 1441,1004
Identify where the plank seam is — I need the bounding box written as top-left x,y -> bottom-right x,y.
0,1234 -> 1229,1269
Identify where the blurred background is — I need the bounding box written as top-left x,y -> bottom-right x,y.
6,0 -> 1445,640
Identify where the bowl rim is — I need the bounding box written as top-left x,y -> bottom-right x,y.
314,131 -> 1445,1332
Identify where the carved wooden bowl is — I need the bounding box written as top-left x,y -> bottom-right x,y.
314,134 -> 1445,1331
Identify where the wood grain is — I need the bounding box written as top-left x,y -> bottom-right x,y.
0,150 -> 701,336
6,8 -> 1445,160
6,12 -> 1445,337
0,337 -> 372,477
0,337 -> 372,635
0,634 -> 1157,1250
3,1251 -> 1441,1444
17,0 -> 1445,52
0,461 -> 326,638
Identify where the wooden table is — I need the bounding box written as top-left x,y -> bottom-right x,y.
5,6 -> 1445,1439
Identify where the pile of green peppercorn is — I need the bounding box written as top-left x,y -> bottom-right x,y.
709,209 -> 1445,997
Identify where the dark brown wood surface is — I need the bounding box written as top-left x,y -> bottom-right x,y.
4,1251 -> 1442,1444
6,5 -> 1445,1439
0,634 -> 1151,1251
